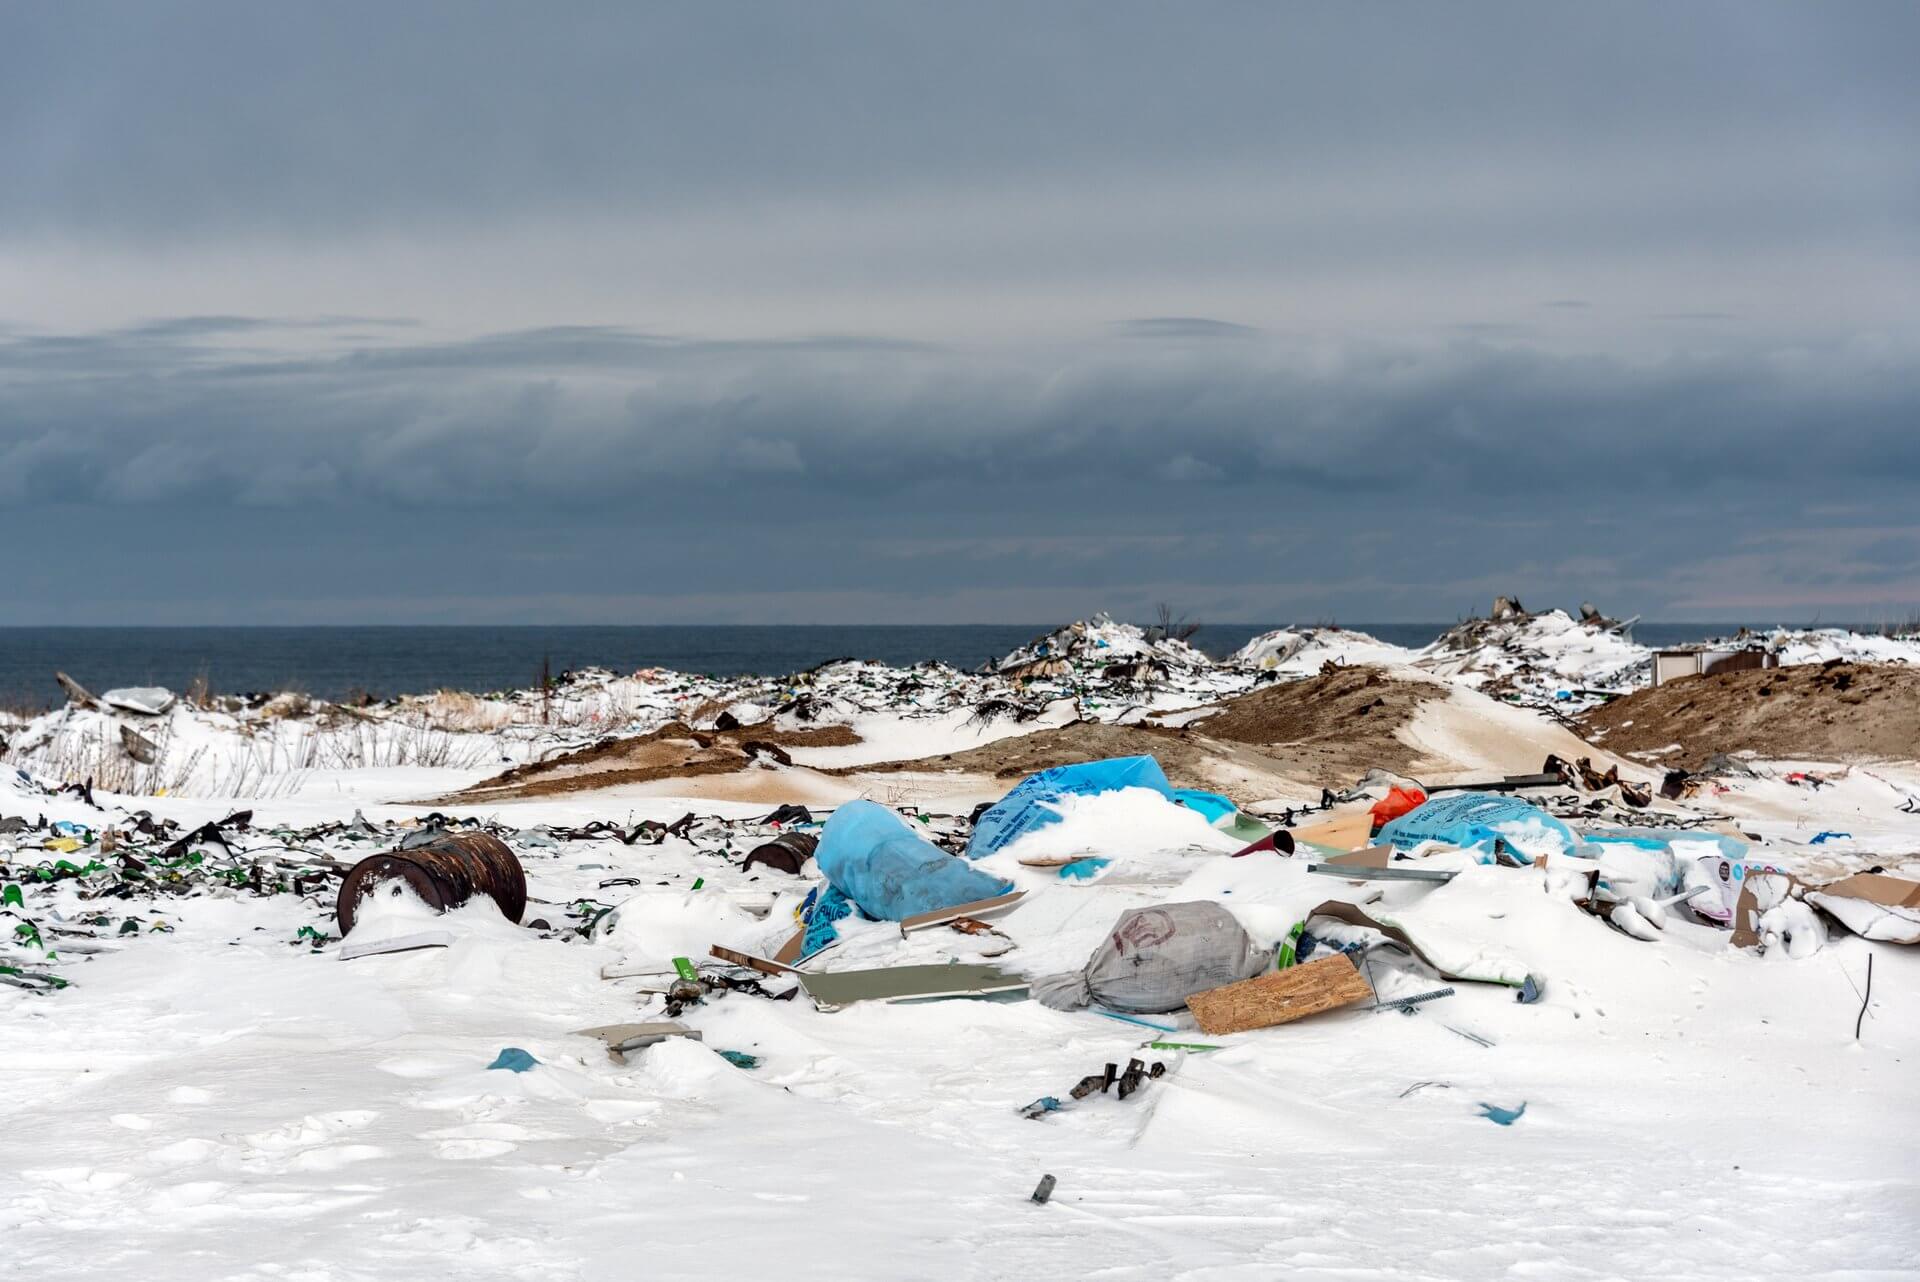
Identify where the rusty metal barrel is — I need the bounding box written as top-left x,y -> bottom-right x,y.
741,830 -> 817,876
336,831 -> 527,934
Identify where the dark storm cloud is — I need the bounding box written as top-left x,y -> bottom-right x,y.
3,318 -> 1916,547
0,3 -> 1915,621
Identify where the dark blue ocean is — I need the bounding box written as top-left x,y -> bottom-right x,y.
0,622 -> 1822,710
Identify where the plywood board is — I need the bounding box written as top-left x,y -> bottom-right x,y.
1186,953 -> 1373,1035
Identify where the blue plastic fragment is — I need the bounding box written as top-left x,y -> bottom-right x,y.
1019,1096 -> 1064,1119
1516,976 -> 1544,1005
1809,831 -> 1851,845
1171,789 -> 1237,825
1477,1101 -> 1527,1126
718,1050 -> 761,1070
487,1047 -> 538,1073
1057,857 -> 1111,880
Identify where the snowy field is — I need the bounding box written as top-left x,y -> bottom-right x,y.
4,618 -> 1919,1281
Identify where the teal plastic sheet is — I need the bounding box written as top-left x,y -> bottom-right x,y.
817,801 -> 1013,920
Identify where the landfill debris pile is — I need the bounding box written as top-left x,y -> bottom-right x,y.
1411,597 -> 1652,708
1228,625 -> 1421,675
10,612 -> 1918,803
5,631 -> 1918,1280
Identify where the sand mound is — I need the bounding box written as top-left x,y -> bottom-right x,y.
859,668 -> 1466,799
449,720 -> 860,801
1579,661 -> 1920,767
1189,665 -> 1445,755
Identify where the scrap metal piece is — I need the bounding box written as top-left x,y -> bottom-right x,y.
335,831 -> 527,935
1307,862 -> 1458,883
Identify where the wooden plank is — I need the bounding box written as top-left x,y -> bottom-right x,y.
899,890 -> 1026,936
709,944 -> 796,975
1186,954 -> 1373,1035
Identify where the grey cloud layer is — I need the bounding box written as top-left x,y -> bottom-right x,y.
2,319 -> 1916,621
5,3 -> 1914,237
1,4 -> 1915,621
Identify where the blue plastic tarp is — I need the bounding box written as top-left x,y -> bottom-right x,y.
1172,789 -> 1237,826
1378,791 -> 1576,864
816,800 -> 1014,921
966,756 -> 1174,858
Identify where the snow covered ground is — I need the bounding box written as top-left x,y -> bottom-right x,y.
4,747 -> 1918,1280
4,620 -> 1919,1280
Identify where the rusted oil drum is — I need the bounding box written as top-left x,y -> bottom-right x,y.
741,830 -> 817,876
336,831 -> 527,934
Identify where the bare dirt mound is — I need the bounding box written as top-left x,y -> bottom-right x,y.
445,720 -> 860,802
1191,665 -> 1444,755
1579,661 -> 1920,768
853,721 -> 1247,785
856,667 -> 1452,797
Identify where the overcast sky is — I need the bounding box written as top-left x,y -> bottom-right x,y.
3,2 -> 1916,624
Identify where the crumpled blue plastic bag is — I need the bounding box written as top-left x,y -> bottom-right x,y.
1378,791 -> 1576,864
816,800 -> 1013,920
966,756 -> 1174,858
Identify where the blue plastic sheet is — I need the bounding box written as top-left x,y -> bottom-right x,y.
966,756 -> 1174,858
816,800 -> 1013,921
1172,789 -> 1236,825
1378,791 -> 1576,863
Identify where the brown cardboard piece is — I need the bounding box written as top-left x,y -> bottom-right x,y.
1289,808 -> 1375,853
1811,872 -> 1920,909
1325,845 -> 1394,868
1803,871 -> 1920,943
1731,871 -> 1809,949
1186,953 -> 1374,1034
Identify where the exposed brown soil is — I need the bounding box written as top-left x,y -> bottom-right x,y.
1579,661 -> 1920,768
444,720 -> 860,801
1191,665 -> 1445,757
855,667 -> 1451,798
